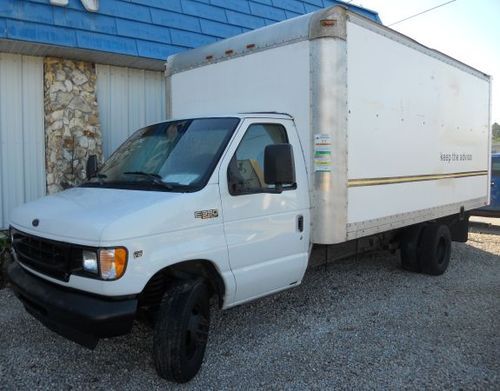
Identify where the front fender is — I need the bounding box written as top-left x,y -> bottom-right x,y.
61,222 -> 235,304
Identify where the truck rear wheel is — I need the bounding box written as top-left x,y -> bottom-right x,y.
400,225 -> 423,272
153,278 -> 210,383
419,224 -> 451,276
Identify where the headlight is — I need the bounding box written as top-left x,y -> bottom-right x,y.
99,248 -> 127,280
81,247 -> 127,280
82,250 -> 98,274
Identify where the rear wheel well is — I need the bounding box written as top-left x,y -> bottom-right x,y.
138,260 -> 226,314
396,212 -> 470,246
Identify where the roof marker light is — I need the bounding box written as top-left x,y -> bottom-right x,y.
320,19 -> 336,27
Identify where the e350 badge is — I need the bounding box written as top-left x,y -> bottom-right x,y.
194,209 -> 219,219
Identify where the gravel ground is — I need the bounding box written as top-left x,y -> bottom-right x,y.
0,229 -> 499,390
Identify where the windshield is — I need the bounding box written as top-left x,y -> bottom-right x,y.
84,117 -> 240,192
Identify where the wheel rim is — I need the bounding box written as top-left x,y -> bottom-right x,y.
436,236 -> 447,265
185,303 -> 209,360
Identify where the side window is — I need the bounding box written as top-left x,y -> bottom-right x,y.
228,123 -> 294,195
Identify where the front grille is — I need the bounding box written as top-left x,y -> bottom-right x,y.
11,229 -> 74,281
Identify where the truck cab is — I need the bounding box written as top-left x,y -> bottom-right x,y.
7,113 -> 310,382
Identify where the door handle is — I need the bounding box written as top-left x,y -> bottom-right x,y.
297,215 -> 304,232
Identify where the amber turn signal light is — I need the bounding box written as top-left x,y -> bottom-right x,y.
99,247 -> 127,280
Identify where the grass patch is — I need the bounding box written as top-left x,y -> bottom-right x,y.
0,231 -> 8,249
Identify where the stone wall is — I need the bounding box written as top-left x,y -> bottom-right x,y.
44,57 -> 102,194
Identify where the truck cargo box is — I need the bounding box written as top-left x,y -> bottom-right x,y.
165,6 -> 491,244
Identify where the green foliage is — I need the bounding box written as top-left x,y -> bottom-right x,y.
0,231 -> 9,288
0,231 -> 8,251
493,122 -> 500,139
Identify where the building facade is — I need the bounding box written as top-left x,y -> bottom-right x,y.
0,0 -> 380,228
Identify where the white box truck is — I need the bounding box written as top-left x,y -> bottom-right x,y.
7,6 -> 491,383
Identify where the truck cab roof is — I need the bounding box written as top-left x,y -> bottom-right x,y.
163,113 -> 294,123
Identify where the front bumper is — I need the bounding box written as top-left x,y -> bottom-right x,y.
7,261 -> 137,349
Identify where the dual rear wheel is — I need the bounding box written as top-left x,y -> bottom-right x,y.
400,222 -> 452,275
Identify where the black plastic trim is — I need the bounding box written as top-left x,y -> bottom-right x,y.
7,261 -> 137,349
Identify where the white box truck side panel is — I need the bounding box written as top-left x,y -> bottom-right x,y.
345,19 -> 490,238
165,6 -> 491,244
168,41 -> 312,168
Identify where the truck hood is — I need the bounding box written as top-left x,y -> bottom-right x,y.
10,187 -> 214,244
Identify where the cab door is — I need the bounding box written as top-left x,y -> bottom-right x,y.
218,118 -> 310,305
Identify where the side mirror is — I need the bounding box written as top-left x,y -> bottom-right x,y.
86,155 -> 98,179
264,144 -> 296,191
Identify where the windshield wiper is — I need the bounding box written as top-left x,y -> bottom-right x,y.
123,171 -> 162,179
123,171 -> 174,190
82,173 -> 107,186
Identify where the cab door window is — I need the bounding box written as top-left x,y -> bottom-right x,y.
228,123 -> 294,195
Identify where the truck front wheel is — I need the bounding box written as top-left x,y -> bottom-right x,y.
419,224 -> 452,276
153,278 -> 210,383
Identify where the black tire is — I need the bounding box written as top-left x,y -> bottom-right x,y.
400,225 -> 424,272
419,224 -> 452,276
153,279 -> 210,383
